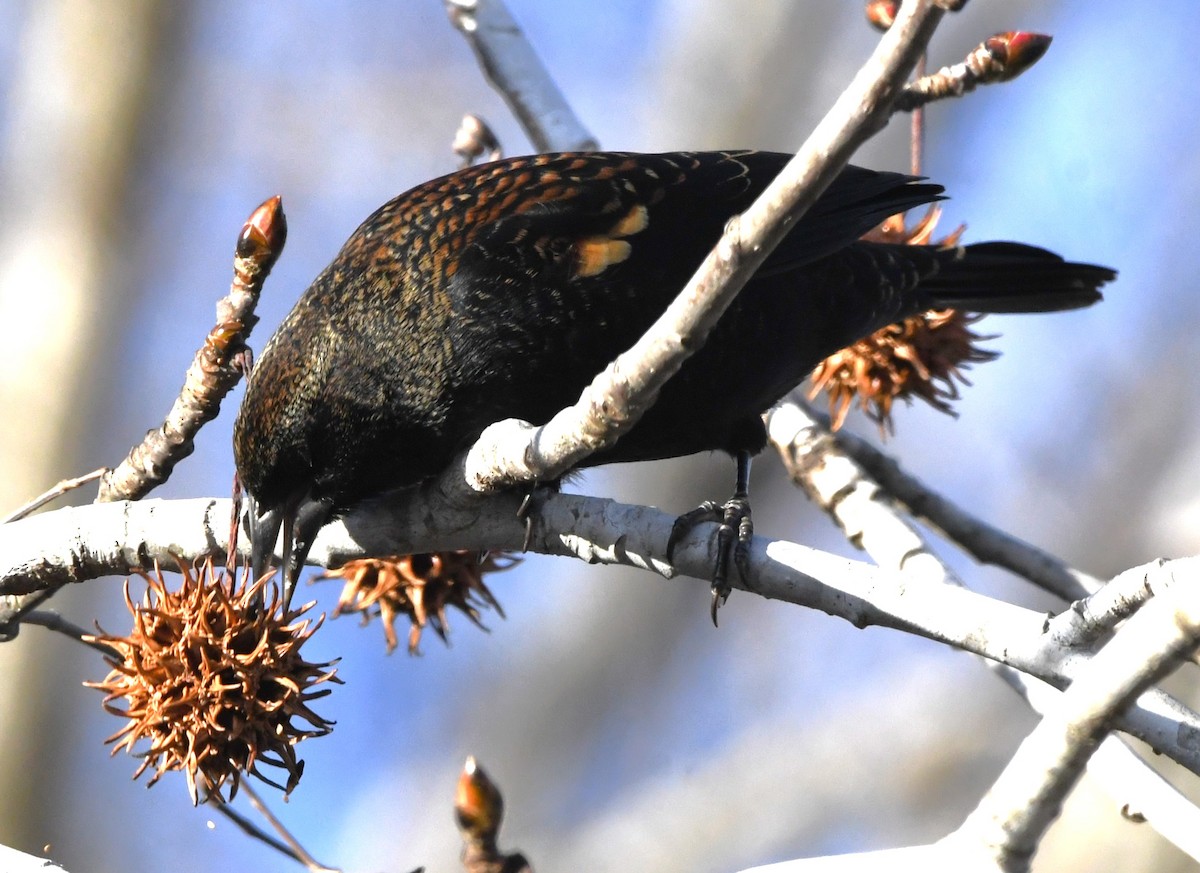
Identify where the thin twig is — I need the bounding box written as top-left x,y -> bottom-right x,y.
826,416 -> 1102,600
3,467 -> 99,636
0,584 -> 62,642
463,0 -> 952,491
96,196 -> 287,503
896,31 -> 1052,113
3,467 -> 107,523
19,610 -> 119,657
445,0 -> 597,152
208,798 -> 306,867
911,52 -> 925,175
238,780 -> 341,873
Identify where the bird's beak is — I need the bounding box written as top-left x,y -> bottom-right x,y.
244,492 -> 332,610
282,496 -> 334,610
245,494 -> 284,585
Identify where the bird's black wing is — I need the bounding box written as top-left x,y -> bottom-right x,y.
448,150 -> 942,320
753,161 -> 944,274
437,151 -> 945,434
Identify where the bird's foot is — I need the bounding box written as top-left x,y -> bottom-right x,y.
667,494 -> 753,626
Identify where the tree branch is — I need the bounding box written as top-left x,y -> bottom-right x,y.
95,196 -> 286,503
0,844 -> 70,873
1043,558 -> 1173,648
950,566 -> 1200,869
765,398 -> 1200,864
818,409 -> 1102,600
444,0 -> 598,152
895,31 -> 1051,112
5,490 -> 1200,782
994,666 -> 1200,867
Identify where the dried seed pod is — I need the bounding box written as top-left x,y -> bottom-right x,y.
86,557 -> 338,805
811,206 -> 998,433
324,551 -> 514,655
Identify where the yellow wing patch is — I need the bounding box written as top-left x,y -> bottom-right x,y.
611,203 -> 649,237
575,239 -> 632,278
572,204 -> 648,279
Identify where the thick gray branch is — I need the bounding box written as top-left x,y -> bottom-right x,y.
4,491 -> 1200,782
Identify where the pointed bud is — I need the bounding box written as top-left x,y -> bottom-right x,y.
984,31 -> 1052,81
865,0 -> 899,31
456,756 -> 505,843
236,195 -> 288,268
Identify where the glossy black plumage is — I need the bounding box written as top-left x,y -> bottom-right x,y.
233,150 -> 1114,596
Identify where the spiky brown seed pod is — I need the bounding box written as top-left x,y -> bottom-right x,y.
809,308 -> 999,432
864,204 -> 963,248
808,206 -> 1000,432
324,551 -> 514,655
85,558 -> 338,805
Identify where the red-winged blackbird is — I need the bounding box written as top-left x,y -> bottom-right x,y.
233,150 -> 1114,614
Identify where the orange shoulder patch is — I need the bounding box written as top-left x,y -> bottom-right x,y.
571,204 -> 648,279
575,238 -> 632,278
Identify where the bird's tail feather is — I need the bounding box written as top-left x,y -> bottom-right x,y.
923,241 -> 1114,313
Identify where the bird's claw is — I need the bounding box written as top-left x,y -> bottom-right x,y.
516,486 -> 546,552
667,495 -> 753,626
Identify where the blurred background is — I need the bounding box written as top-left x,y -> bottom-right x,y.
1,1 -> 1197,871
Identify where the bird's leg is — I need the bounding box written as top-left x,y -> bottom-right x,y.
667,450 -> 754,626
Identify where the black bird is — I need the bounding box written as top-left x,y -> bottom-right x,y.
233,150 -> 1114,614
